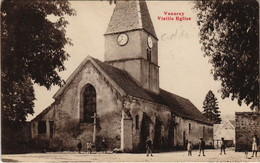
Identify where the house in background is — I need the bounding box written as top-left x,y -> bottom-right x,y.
213,120 -> 236,148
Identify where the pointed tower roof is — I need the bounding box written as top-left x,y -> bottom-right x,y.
105,0 -> 157,39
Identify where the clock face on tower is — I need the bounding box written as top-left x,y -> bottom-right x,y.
147,36 -> 153,48
117,33 -> 128,46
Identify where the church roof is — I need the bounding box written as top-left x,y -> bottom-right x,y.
46,56 -> 211,125
105,0 -> 157,39
92,57 -> 212,125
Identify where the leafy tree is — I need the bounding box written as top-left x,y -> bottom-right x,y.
1,0 -> 75,127
1,0 -> 75,153
194,0 -> 259,109
202,90 -> 221,124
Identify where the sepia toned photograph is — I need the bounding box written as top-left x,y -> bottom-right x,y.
1,0 -> 259,162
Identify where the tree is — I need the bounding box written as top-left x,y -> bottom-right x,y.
1,0 -> 75,127
202,90 -> 221,124
194,0 -> 259,110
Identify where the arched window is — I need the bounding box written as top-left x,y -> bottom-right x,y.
81,84 -> 96,123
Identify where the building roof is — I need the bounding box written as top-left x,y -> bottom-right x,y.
35,56 -> 212,125
214,120 -> 235,135
213,124 -> 222,133
93,57 -> 212,125
105,0 -> 157,39
32,103 -> 54,121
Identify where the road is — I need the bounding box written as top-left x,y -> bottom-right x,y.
2,148 -> 260,162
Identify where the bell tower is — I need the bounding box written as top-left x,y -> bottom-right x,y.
104,0 -> 159,94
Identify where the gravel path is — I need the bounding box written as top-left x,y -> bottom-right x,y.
2,148 -> 260,162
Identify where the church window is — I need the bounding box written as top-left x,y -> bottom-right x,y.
189,123 -> 191,131
38,121 -> 46,134
147,49 -> 151,62
136,115 -> 139,130
82,84 -> 96,123
49,121 -> 54,138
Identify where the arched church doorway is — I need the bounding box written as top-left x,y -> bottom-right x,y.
153,117 -> 162,150
139,112 -> 152,152
81,84 -> 96,123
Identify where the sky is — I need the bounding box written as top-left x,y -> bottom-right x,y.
27,1 -> 252,121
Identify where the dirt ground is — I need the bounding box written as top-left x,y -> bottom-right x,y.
1,148 -> 260,162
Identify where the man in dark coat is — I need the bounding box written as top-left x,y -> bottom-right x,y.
220,137 -> 226,155
198,137 -> 205,156
77,139 -> 82,154
146,137 -> 153,157
100,138 -> 107,153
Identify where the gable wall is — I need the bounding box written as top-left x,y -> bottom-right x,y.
31,61 -> 123,151
214,121 -> 235,141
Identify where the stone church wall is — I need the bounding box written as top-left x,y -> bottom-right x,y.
122,95 -> 213,151
31,61 -> 123,151
125,96 -> 171,152
235,112 -> 260,151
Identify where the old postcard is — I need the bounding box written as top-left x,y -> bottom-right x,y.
1,0 -> 259,162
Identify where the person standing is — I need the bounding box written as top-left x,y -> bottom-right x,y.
187,140 -> 193,156
100,138 -> 107,153
198,138 -> 205,156
220,137 -> 226,155
87,142 -> 92,154
146,137 -> 153,157
252,135 -> 258,157
77,139 -> 82,154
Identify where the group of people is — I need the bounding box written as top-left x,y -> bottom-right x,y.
188,136 -> 259,157
78,135 -> 258,157
145,137 -> 208,157
146,135 -> 259,158
187,137 -> 227,156
187,137 -> 206,156
189,137 -> 226,156
77,138 -> 108,154
77,140 -> 93,154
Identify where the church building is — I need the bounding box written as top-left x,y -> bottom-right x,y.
31,0 -> 213,152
